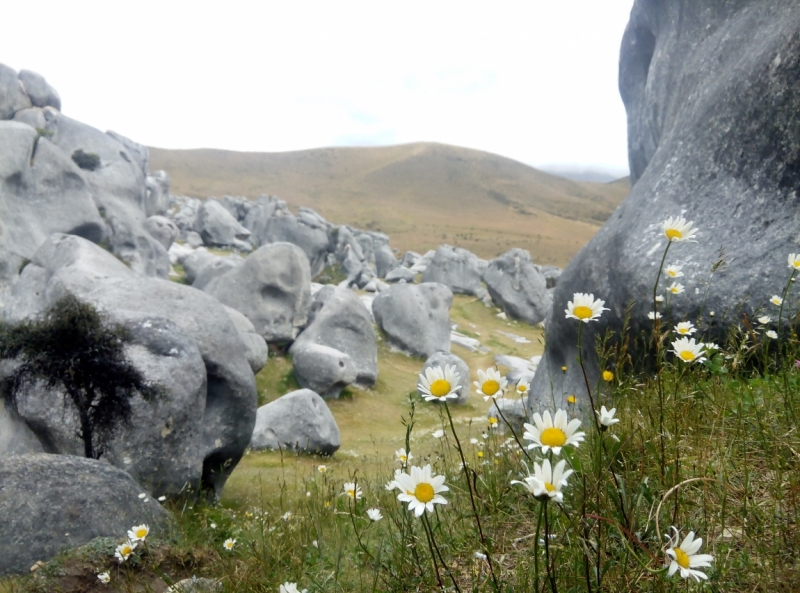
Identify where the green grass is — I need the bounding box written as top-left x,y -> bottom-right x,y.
5,296 -> 800,592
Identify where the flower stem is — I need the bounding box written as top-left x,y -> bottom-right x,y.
543,501 -> 558,593
423,513 -> 462,593
443,401 -> 501,592
653,242 -> 671,484
419,511 -> 446,590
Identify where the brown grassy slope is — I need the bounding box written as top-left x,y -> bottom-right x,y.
149,142 -> 629,267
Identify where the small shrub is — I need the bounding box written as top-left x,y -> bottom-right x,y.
71,149 -> 101,171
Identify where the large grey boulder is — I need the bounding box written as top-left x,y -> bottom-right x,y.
250,389 -> 340,455
144,170 -> 170,217
484,249 -> 552,325
374,242 -> 398,278
291,285 -> 378,387
420,351 -> 470,404
243,196 -> 331,277
531,0 -> 800,410
17,69 -> 60,111
385,266 -> 417,283
222,306 -> 268,374
182,248 -> 217,284
0,63 -> 31,120
0,121 -> 105,295
0,454 -> 171,576
192,254 -> 243,291
372,283 -> 452,358
421,245 -> 487,298
204,242 -> 312,343
144,215 -> 179,250
196,199 -> 251,248
291,343 -> 358,399
44,113 -> 169,277
3,234 -> 258,497
0,400 -> 42,456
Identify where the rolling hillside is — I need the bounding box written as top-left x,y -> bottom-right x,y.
149,142 -> 629,267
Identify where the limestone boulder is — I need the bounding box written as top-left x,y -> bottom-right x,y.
484,249 -> 552,325
250,389 -> 340,455
0,454 -> 171,576
204,242 -> 312,343
292,343 -> 358,399
3,234 -> 258,497
291,285 -> 378,387
421,245 -> 486,297
374,242 -> 398,278
222,306 -> 268,374
192,254 -> 243,291
144,170 -> 170,217
420,351 -> 470,404
531,0 -> 800,410
372,282 -> 452,358
17,69 -> 60,111
195,199 -> 251,248
144,215 -> 179,250
182,249 -> 217,284
385,266 -> 417,283
0,63 -> 31,119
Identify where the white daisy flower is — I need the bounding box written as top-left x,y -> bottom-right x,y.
511,458 -> 574,503
210,522 -> 217,529
342,482 -> 362,500
417,365 -> 461,402
395,464 -> 449,516
704,342 -> 720,352
280,583 -> 308,593
666,528 -> 714,582
766,330 -> 778,339
395,448 -> 413,465
648,311 -> 662,320
788,253 -> 800,270
97,572 -> 111,584
671,337 -> 706,364
432,429 -> 445,439
595,406 -> 619,429
127,524 -> 149,542
665,264 -> 684,278
474,367 -> 508,400
157,495 -> 166,502
516,379 -> 530,396
758,315 -> 771,325
655,295 -> 665,303
223,538 -> 236,551
115,540 -> 137,563
661,216 -> 699,242
565,293 -> 608,323
674,321 -> 696,336
317,465 -> 327,473
668,282 -> 684,295
770,295 -> 783,306
522,409 -> 585,455
366,508 -> 383,522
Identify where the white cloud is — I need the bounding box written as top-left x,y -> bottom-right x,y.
0,0 -> 634,172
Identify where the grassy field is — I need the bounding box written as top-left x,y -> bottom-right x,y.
149,142 -> 629,267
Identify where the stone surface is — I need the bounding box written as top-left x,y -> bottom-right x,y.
222,305 -> 269,374
484,249 -> 552,325
250,389 -> 340,455
17,69 -> 60,111
0,63 -> 31,120
196,199 -> 251,248
372,282 -> 452,358
0,453 -> 171,575
374,242 -> 398,278
244,196 -> 331,277
144,170 -> 170,217
420,351 -> 470,404
292,343 -> 358,399
531,0 -> 800,410
144,215 -> 179,250
204,242 -> 311,343
385,266 -> 417,283
0,400 -> 42,456
488,398 -> 528,435
291,285 -> 378,387
421,245 -> 485,296
192,254 -> 243,291
3,234 -> 257,497
182,249 -> 216,284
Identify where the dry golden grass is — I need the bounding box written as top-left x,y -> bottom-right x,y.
149,142 -> 629,267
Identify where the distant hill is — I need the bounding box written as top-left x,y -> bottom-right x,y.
149,142 -> 630,267
540,166 -> 630,184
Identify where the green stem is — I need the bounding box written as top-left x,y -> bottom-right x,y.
543,501 -> 558,593
653,242 -> 672,484
423,513 -> 462,593
534,502 -> 544,593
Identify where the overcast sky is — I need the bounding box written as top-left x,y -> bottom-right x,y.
2,1 -> 634,175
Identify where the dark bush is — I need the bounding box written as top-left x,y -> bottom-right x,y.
71,148 -> 101,171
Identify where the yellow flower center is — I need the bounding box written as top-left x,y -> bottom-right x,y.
668,270 -> 676,277
670,287 -> 679,293
399,455 -> 407,461
679,350 -> 696,362
544,482 -> 556,493
518,384 -> 528,393
325,501 -> 331,507
481,380 -> 500,396
415,483 -> 435,503
573,305 -> 594,320
540,427 -> 567,448
561,366 -> 567,372
665,229 -> 682,240
225,541 -> 233,549
477,451 -> 484,458
121,545 -> 132,555
673,547 -> 690,569
430,379 -> 451,397
347,489 -> 355,498
566,395 -> 576,404
489,417 -> 498,425
135,529 -> 147,539
602,371 -> 614,382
